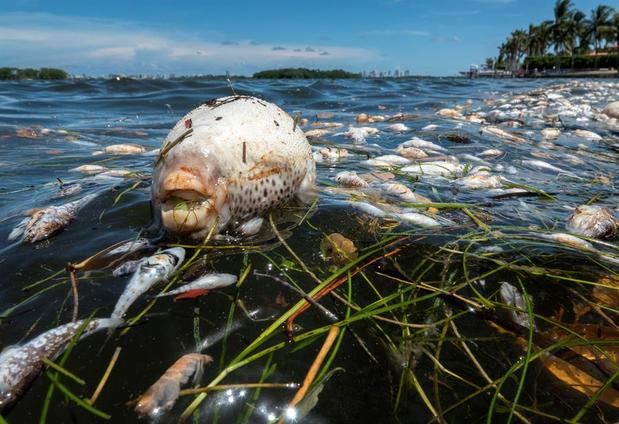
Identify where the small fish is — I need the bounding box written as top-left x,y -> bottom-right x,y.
346,201 -> 387,218
541,128 -> 560,139
109,248 -> 185,327
338,126 -> 379,144
312,147 -> 348,163
362,155 -> 410,167
95,143 -> 147,155
391,212 -> 441,227
456,173 -> 504,189
540,233 -> 594,251
135,353 -> 213,419
379,183 -> 427,203
401,161 -> 463,177
387,123 -> 409,132
335,171 -> 369,188
573,129 -> 602,141
399,137 -> 446,152
9,194 -> 97,243
481,126 -> 526,143
499,282 -> 532,329
70,164 -> 109,175
566,205 -> 617,240
156,273 -> 237,298
396,146 -> 428,159
0,319 -> 114,411
478,149 -> 503,158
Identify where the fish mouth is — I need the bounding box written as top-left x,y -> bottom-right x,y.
159,190 -> 217,235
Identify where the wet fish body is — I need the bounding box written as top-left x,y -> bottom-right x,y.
157,273 -> 237,297
9,194 -> 97,243
109,248 -> 185,325
0,319 -> 113,411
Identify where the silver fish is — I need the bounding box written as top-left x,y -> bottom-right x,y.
8,194 -> 97,243
0,318 -> 113,411
109,247 -> 185,326
156,273 -> 237,298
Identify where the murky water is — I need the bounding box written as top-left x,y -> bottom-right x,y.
0,78 -> 618,423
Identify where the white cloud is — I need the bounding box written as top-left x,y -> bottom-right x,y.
0,12 -> 376,75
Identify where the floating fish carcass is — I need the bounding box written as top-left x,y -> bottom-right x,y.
152,96 -> 316,239
156,273 -> 238,298
109,247 -> 186,327
566,205 -> 617,240
8,194 -> 98,243
0,319 -> 114,411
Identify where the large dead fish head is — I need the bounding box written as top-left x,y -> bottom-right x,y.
153,143 -> 230,239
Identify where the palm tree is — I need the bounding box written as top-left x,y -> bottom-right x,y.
551,0 -> 575,55
590,5 -> 614,53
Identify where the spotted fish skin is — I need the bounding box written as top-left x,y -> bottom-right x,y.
109,247 -> 185,325
0,318 -> 113,411
152,96 -> 316,239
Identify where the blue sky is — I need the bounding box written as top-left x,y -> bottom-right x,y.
0,0 -> 609,76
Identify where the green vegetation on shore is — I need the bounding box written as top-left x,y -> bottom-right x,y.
492,0 -> 618,72
0,67 -> 68,80
253,68 -> 361,79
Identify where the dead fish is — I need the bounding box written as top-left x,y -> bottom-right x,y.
311,122 -> 342,129
335,171 -> 369,188
312,147 -> 348,163
0,318 -> 113,411
152,96 -> 316,239
95,143 -> 147,155
9,194 -> 97,243
481,126 -> 526,143
541,128 -> 560,139
156,273 -> 237,298
573,129 -> 602,141
338,126 -> 379,144
437,108 -> 462,119
401,161 -> 463,177
379,183 -> 426,203
70,164 -> 109,175
521,159 -> 578,178
396,146 -> 428,159
387,123 -> 409,132
109,247 -> 185,327
346,201 -> 387,218
499,282 -> 532,329
566,205 -> 617,240
304,129 -> 330,140
362,155 -> 410,167
479,149 -> 503,158
421,124 -> 439,131
456,173 -> 504,189
391,212 -> 441,227
135,353 -> 213,419
540,233 -> 594,251
399,137 -> 446,152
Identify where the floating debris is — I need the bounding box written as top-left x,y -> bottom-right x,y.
321,233 -> 358,264
95,144 -> 147,155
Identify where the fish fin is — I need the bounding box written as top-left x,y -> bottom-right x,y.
174,289 -> 210,301
237,217 -> 263,236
